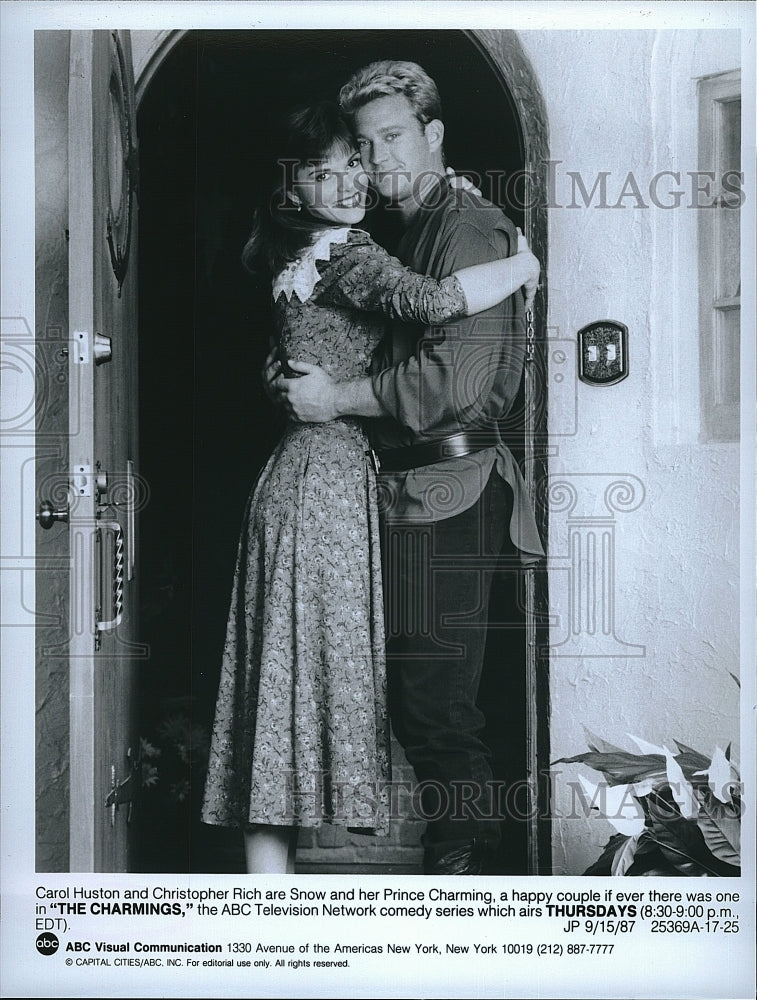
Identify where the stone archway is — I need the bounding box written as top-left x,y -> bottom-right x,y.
134,28 -> 551,874
467,28 -> 552,874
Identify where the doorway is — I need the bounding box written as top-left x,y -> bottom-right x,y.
136,29 -> 548,874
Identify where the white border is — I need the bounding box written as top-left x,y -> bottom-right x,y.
1,3 -> 755,999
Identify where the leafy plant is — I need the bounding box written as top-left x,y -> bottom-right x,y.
140,700 -> 210,806
553,729 -> 741,876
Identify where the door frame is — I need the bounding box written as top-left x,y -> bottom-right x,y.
67,29 -> 142,872
134,26 -> 552,873
67,29 -> 99,870
467,29 -> 552,875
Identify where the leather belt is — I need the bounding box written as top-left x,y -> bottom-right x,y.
376,430 -> 499,473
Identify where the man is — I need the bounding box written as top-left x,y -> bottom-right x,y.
274,61 -> 544,874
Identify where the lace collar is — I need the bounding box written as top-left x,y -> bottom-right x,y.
272,226 -> 356,304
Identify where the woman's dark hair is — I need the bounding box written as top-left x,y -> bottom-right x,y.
242,101 -> 356,276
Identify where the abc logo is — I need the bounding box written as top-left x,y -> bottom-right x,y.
36,932 -> 59,956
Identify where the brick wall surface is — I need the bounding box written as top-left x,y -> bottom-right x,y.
295,738 -> 423,875
193,738 -> 425,875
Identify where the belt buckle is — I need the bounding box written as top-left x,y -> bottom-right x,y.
366,449 -> 381,475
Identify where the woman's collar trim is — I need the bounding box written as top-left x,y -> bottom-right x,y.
272,227 -> 360,304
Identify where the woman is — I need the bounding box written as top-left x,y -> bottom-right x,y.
201,102 -> 540,873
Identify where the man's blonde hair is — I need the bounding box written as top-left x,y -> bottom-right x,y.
339,60 -> 442,126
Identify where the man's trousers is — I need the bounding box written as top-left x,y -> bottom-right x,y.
382,469 -> 514,863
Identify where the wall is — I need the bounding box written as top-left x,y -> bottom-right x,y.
519,30 -> 742,874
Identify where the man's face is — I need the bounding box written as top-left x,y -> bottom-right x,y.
353,93 -> 437,209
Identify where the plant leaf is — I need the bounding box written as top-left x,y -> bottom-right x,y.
663,748 -> 700,820
672,740 -> 710,764
611,833 -> 641,875
583,833 -> 628,875
583,726 -> 627,755
692,745 -> 739,804
552,750 -> 667,786
697,798 -> 741,867
632,777 -> 656,798
675,751 -> 716,787
627,733 -> 667,756
624,839 -> 669,875
141,764 -> 159,788
624,832 -> 674,875
646,788 -> 733,876
575,774 -> 646,836
139,738 -> 161,760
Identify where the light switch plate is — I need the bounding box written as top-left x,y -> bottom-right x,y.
577,320 -> 629,385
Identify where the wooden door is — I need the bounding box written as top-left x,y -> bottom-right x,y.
67,29 -> 141,871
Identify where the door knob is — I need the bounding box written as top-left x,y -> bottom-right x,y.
37,500 -> 69,529
94,334 -> 112,365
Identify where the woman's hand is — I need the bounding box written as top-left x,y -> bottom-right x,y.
261,347 -> 282,404
445,166 -> 482,198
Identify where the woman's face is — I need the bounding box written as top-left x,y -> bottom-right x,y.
291,143 -> 368,225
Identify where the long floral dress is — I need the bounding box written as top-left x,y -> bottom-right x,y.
201,226 -> 467,834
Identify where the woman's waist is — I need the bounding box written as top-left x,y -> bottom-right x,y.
274,419 -> 373,471
282,416 -> 369,443
277,329 -> 382,378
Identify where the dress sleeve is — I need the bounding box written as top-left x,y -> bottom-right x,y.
312,232 -> 468,325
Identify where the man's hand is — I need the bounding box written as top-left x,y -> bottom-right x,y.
264,352 -> 385,422
522,260 -> 540,315
516,228 -> 540,315
273,360 -> 342,423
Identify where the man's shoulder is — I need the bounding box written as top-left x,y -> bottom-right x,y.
441,188 -> 515,232
423,190 -> 516,265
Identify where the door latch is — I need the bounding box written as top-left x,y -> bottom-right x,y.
105,746 -> 140,826
71,331 -> 112,365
